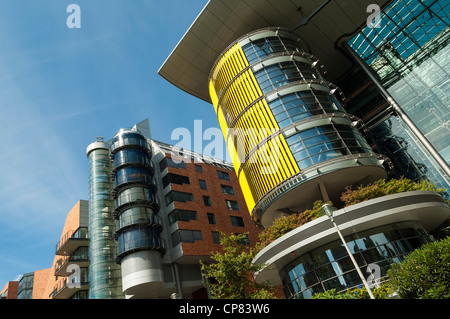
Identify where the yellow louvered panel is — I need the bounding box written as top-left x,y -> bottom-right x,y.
209,41 -> 300,217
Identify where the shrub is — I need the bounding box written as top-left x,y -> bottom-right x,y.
387,236 -> 450,299
312,283 -> 392,299
257,200 -> 327,250
340,178 -> 439,207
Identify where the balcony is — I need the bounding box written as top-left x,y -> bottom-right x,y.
54,256 -> 89,277
49,277 -> 89,299
55,227 -> 89,256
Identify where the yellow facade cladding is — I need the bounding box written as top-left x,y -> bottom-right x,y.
209,42 -> 299,217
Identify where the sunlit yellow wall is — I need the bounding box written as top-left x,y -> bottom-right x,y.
209,43 -> 299,216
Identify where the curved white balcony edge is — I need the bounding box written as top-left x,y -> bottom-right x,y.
252,190 -> 450,285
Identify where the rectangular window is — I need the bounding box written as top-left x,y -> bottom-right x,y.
203,196 -> 212,206
230,216 -> 245,227
171,229 -> 202,247
217,170 -> 230,180
168,209 -> 198,225
167,157 -> 186,169
162,173 -> 190,188
226,200 -> 239,211
195,164 -> 203,172
199,179 -> 207,190
165,191 -> 194,205
236,233 -> 250,245
212,231 -> 221,244
221,184 -> 235,195
207,213 -> 216,225
159,158 -> 167,172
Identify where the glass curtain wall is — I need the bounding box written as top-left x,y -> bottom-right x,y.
348,0 -> 450,192
88,145 -> 124,299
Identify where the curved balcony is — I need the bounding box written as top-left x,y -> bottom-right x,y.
253,190 -> 450,287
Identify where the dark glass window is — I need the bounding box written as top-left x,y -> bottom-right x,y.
221,185 -> 235,195
226,200 -> 240,211
212,231 -> 221,244
168,209 -> 198,225
230,216 -> 245,227
165,191 -> 194,205
217,170 -> 230,180
203,196 -> 212,206
171,229 -> 203,247
162,173 -> 190,188
199,179 -> 207,190
195,164 -> 203,172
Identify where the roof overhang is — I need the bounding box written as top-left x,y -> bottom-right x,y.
158,0 -> 391,104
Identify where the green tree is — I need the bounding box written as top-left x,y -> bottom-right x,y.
200,232 -> 277,299
387,237 -> 450,299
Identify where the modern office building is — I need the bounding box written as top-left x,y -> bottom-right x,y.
159,0 -> 450,298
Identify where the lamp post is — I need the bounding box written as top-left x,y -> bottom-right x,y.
321,204 -> 376,299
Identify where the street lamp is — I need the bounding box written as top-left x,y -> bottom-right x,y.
321,203 -> 376,299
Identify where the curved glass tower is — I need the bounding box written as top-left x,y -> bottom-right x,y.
110,129 -> 164,296
209,28 -> 388,227
87,139 -> 124,299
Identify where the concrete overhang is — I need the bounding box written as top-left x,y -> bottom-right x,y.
252,190 -> 450,285
158,0 -> 391,103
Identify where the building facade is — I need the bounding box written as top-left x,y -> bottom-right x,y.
3,120 -> 260,299
159,0 -> 450,298
84,119 -> 260,299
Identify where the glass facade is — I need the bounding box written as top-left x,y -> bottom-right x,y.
110,130 -> 164,260
348,0 -> 450,192
17,273 -> 34,299
282,221 -> 432,299
87,144 -> 124,299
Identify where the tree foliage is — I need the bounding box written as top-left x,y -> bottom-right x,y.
387,236 -> 450,299
257,200 -> 328,250
312,283 -> 392,299
200,232 -> 278,299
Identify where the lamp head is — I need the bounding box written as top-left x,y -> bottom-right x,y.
321,203 -> 336,218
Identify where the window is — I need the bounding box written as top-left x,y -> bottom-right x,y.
160,157 -> 186,171
162,173 -> 190,188
230,216 -> 245,227
159,158 -> 167,172
226,200 -> 240,211
212,231 -> 221,244
207,213 -> 216,225
221,185 -> 235,195
236,233 -> 250,245
199,179 -> 207,190
203,196 -> 212,206
168,209 -> 198,225
165,191 -> 194,205
217,170 -> 230,180
195,164 -> 203,172
171,229 -> 203,247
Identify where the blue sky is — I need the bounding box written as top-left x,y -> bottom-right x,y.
0,0 -> 220,288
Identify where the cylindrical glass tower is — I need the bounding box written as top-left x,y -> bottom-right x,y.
209,27 -> 388,227
87,139 -> 124,299
110,129 -> 164,297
